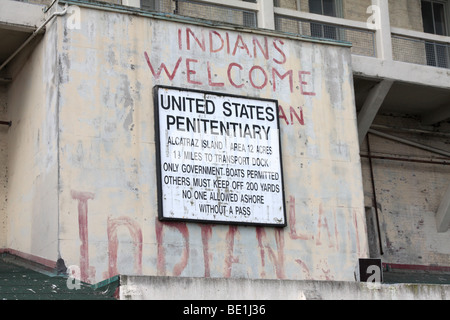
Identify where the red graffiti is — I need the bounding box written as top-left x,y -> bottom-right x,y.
186,58 -> 202,85
200,224 -> 213,277
224,225 -> 239,278
71,191 -> 364,282
319,258 -> 334,280
144,51 -> 182,81
272,69 -> 293,92
298,71 -> 316,96
144,26 -> 316,95
316,203 -> 334,248
107,216 -> 143,278
207,62 -> 224,87
155,219 -> 189,276
333,209 -> 340,252
186,27 -> 206,51
227,62 -> 244,88
179,27 -> 286,62
279,105 -> 305,126
71,190 -> 95,283
288,195 -> 313,240
295,259 -> 312,280
249,65 -> 268,89
256,227 -> 286,279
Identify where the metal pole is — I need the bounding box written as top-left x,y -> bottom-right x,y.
366,134 -> 384,255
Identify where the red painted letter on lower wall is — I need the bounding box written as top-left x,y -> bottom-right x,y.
107,216 -> 143,278
71,190 -> 95,283
155,219 -> 189,276
256,227 -> 286,279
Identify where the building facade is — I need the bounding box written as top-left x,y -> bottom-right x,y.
0,0 -> 449,299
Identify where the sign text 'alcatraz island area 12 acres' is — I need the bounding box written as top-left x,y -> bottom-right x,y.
155,86 -> 286,227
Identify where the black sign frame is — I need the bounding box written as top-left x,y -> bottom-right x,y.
153,85 -> 287,228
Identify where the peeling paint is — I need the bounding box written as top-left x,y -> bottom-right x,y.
5,6 -> 369,284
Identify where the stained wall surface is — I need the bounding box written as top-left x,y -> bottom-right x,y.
0,86 -> 8,248
6,5 -> 368,283
4,19 -> 60,263
361,115 -> 450,266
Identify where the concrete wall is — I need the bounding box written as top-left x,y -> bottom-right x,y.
120,275 -> 450,300
52,5 -> 367,284
2,1 -> 448,293
0,86 -> 8,248
4,18 -> 60,263
361,115 -> 450,266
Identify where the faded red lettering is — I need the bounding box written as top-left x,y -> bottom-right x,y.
272,68 -> 293,92
333,209 -> 340,251
71,190 -> 95,283
200,224 -> 213,277
107,216 -> 143,278
256,227 -> 286,279
227,63 -> 244,88
178,28 -> 182,50
316,204 -> 334,248
249,65 -> 268,89
288,196 -> 313,240
299,71 -> 316,96
289,106 -> 304,125
207,62 -> 224,87
186,58 -> 202,85
155,219 -> 189,276
295,259 -> 312,280
279,105 -> 305,125
232,34 -> 250,56
279,105 -> 289,125
209,31 -> 224,53
144,51 -> 182,80
273,39 -> 286,64
224,225 -> 239,278
186,27 -> 205,51
253,37 -> 269,60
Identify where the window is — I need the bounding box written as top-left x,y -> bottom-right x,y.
421,0 -> 449,67
242,0 -> 257,27
309,0 -> 337,17
141,0 -> 160,11
421,0 -> 447,35
308,0 -> 342,40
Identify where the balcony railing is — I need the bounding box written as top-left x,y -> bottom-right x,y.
392,34 -> 449,69
274,14 -> 376,57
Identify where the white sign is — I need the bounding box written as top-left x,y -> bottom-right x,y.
154,86 -> 286,226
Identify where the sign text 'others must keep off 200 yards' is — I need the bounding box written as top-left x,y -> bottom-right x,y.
154,86 -> 286,227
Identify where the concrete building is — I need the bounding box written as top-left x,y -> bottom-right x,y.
0,0 -> 449,300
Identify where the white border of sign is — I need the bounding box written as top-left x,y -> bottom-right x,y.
154,86 -> 286,227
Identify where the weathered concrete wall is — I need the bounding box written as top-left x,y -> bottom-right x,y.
55,5 -> 367,284
120,275 -> 450,300
4,18 -> 60,262
0,86 -> 8,248
361,115 -> 450,266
